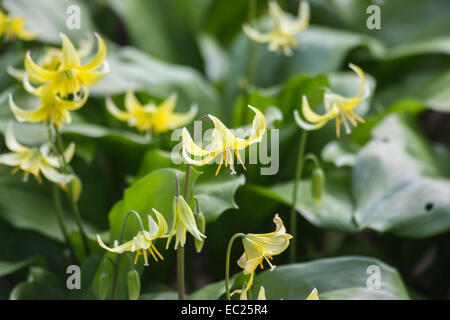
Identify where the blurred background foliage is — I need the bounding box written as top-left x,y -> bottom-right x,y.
0,0 -> 449,300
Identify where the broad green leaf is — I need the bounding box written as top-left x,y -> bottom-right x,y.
90,47 -> 221,117
9,267 -> 67,300
252,168 -> 357,233
0,257 -> 44,278
252,256 -> 410,300
353,113 -> 450,238
107,0 -> 210,68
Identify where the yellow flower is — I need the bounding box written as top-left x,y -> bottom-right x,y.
9,83 -> 88,127
106,89 -> 197,134
306,288 -> 319,300
294,63 -> 369,138
25,32 -> 108,98
97,209 -> 168,266
182,105 -> 266,175
243,1 -> 309,56
0,123 -> 74,185
232,215 -> 292,299
0,10 -> 38,41
166,194 -> 206,250
8,36 -> 95,80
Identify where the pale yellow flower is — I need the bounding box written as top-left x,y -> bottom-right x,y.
243,1 -> 309,56
306,288 -> 319,300
0,123 -> 74,185
294,63 -> 369,137
166,195 -> 206,250
232,215 -> 292,299
25,32 -> 108,98
0,10 -> 38,41
97,209 -> 168,266
106,89 -> 197,134
182,105 -> 266,175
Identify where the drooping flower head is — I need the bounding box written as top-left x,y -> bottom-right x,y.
232,215 -> 292,299
97,209 -> 168,266
0,9 -> 38,41
0,123 -> 74,185
9,83 -> 88,127
294,63 -> 369,138
182,105 -> 266,175
106,89 -> 197,135
25,32 -> 108,98
243,1 -> 309,56
166,194 -> 206,250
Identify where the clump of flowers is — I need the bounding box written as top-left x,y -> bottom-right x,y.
0,9 -> 38,41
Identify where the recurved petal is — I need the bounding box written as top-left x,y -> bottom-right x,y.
125,88 -> 143,113
348,63 -> 366,98
235,105 -> 266,150
289,0 -> 310,33
9,94 -> 42,123
59,33 -> 81,69
106,97 -> 131,121
181,127 -> 211,158
25,52 -> 57,83
40,164 -> 74,184
158,92 -> 178,113
150,208 -> 169,239
97,234 -> 134,253
0,152 -> 25,166
268,1 -> 285,27
243,24 -> 271,43
293,109 -> 327,131
77,70 -> 105,85
5,122 -> 28,153
167,104 -> 197,129
301,95 -> 330,123
80,32 -> 107,71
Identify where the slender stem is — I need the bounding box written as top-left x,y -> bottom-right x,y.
289,130 -> 308,263
111,210 -> 145,300
240,0 -> 257,125
53,124 -> 90,256
52,184 -> 76,264
225,233 -> 246,300
177,245 -> 185,300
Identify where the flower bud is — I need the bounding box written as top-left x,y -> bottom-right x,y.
312,167 -> 325,204
127,269 -> 141,300
194,212 -> 206,253
97,271 -> 112,300
70,175 -> 82,202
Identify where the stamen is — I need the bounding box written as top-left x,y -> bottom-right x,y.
335,117 -> 341,138
341,115 -> 351,134
215,154 -> 224,176
234,149 -> 246,170
345,111 -> 357,126
264,256 -> 276,271
152,244 -> 164,260
143,249 -> 149,266
148,247 -> 158,262
134,250 -> 142,264
349,110 -> 365,123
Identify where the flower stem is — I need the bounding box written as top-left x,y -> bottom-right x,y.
176,165 -> 190,300
53,124 -> 90,257
225,233 -> 246,300
289,129 -> 308,263
52,183 -> 76,264
111,210 -> 145,300
240,0 -> 257,125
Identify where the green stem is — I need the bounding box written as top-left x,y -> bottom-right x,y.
240,0 -> 257,125
111,210 -> 145,300
225,233 -> 246,300
289,130 -> 308,263
53,124 -> 90,256
52,184 -> 76,264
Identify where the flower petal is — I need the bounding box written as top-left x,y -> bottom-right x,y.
150,208 -> 169,239
243,24 -> 271,43
97,234 -> 134,253
79,32 -> 107,71
5,122 -> 28,152
59,33 -> 81,69
293,109 -> 327,131
25,51 -> 56,83
306,288 -> 319,300
106,97 -> 131,121
175,196 -> 206,242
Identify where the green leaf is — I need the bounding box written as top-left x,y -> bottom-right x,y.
252,168 -> 357,233
90,47 -> 221,117
353,113 -> 450,238
252,256 -> 410,300
0,257 -> 44,278
9,267 -> 67,300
